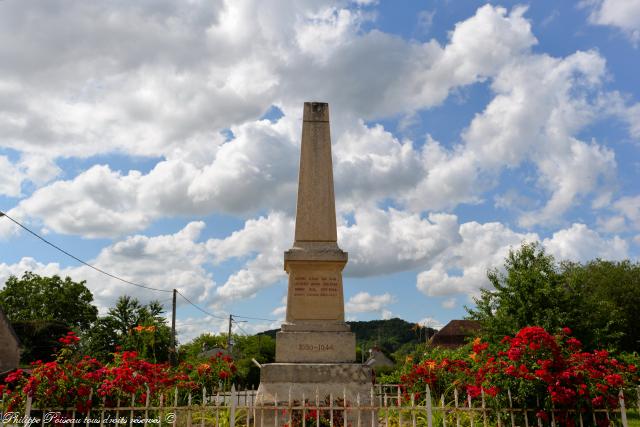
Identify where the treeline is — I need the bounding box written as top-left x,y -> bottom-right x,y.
467,242 -> 640,353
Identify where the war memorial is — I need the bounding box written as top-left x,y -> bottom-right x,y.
256,102 -> 374,420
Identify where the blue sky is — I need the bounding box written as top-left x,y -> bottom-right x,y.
1,0 -> 639,342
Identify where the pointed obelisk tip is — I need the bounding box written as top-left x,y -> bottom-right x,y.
303,102 -> 329,122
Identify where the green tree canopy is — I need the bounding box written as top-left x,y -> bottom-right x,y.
467,242 -> 640,353
81,295 -> 172,362
0,271 -> 98,330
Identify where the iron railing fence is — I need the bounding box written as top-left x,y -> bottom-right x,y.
1,384 -> 639,427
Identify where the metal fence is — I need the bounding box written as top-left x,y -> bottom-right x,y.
2,384 -> 639,427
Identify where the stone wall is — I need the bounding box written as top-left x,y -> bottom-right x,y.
0,310 -> 20,373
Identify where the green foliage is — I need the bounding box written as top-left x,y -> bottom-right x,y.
561,259 -> 640,352
178,332 -> 275,388
0,271 -> 98,330
178,333 -> 227,361
467,242 -> 640,353
81,296 -> 172,362
467,242 -> 570,340
0,272 -> 98,364
10,320 -> 69,364
259,318 -> 435,365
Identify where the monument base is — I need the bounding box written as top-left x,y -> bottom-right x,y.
276,331 -> 356,363
256,363 -> 375,426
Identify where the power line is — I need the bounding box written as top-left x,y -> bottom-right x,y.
232,314 -> 277,322
0,210 -> 172,293
175,290 -> 227,320
233,321 -> 251,337
1,210 -> 278,327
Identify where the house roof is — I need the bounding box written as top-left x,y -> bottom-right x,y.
429,320 -> 481,348
0,306 -> 21,347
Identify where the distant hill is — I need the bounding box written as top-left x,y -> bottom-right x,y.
257,317 -> 437,360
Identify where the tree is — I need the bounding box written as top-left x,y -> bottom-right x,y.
0,271 -> 98,330
466,242 -> 640,353
81,296 -> 172,362
466,242 -> 574,342
561,259 -> 640,352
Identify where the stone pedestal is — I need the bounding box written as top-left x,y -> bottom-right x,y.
256,102 -> 375,426
256,364 -> 375,426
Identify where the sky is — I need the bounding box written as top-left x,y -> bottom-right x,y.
1,0 -> 639,343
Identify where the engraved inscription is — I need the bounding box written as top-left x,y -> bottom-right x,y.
293,275 -> 338,297
298,343 -> 335,352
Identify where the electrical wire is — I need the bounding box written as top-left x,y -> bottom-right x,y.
0,210 -> 172,293
232,314 -> 277,322
1,210 -> 279,328
175,290 -> 227,320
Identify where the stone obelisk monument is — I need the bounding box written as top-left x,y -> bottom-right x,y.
257,102 -> 373,411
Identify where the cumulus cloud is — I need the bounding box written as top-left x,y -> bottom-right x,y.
0,222 -> 216,313
345,292 -> 396,315
341,208 -> 461,277
417,221 -> 537,299
587,0 -> 640,46
543,223 -> 629,262
417,221 -> 628,301
206,212 -> 293,303
408,50 -> 619,228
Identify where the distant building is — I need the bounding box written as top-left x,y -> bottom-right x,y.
0,307 -> 20,374
429,320 -> 481,349
364,348 -> 395,369
198,347 -> 229,359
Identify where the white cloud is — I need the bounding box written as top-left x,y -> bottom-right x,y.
417,221 -> 537,298
207,212 -> 293,303
345,292 -> 396,314
341,208 -> 461,277
0,222 -> 216,313
419,317 -> 444,330
0,156 -> 22,197
417,221 -> 629,301
612,195 -> 640,230
587,0 -> 640,46
543,223 -> 629,262
441,297 -> 457,309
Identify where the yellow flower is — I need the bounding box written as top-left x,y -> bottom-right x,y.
470,352 -> 477,361
405,356 -> 414,363
426,361 -> 437,370
473,337 -> 481,346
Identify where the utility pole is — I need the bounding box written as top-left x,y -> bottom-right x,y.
227,314 -> 233,354
170,289 -> 177,366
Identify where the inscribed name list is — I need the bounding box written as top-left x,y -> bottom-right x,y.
289,271 -> 343,320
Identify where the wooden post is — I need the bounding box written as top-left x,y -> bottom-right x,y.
619,389 -> 628,427
507,388 -> 515,427
230,385 -> 236,427
170,289 -> 177,366
426,385 -> 433,427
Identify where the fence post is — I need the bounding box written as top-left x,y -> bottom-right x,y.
481,389 -> 488,427
371,386 -> 376,427
330,392 -> 334,427
441,395 -> 446,427
454,388 -> 460,427
317,388 -> 321,427
275,392 -> 279,427
130,393 -> 135,427
426,385 -> 433,427
23,395 -> 32,427
187,391 -> 193,427
468,394 -> 474,427
619,389 -> 628,427
173,388 -> 178,427
145,385 -> 151,427
201,386 -> 206,427
230,385 -> 236,427
507,388 -> 515,427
